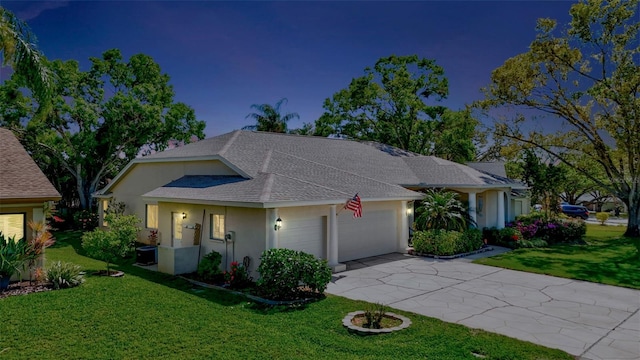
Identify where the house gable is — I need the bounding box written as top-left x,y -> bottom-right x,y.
0,128 -> 60,203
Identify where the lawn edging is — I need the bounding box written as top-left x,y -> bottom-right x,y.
179,276 -> 320,306
407,246 -> 494,259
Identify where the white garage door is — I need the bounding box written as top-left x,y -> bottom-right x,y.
338,209 -> 397,262
278,217 -> 326,259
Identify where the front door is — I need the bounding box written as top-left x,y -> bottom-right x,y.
171,212 -> 183,247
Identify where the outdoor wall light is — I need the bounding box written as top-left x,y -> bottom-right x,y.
406,207 -> 413,216
182,212 -> 187,219
274,217 -> 282,231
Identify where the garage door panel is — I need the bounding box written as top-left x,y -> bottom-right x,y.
338,210 -> 397,262
278,217 -> 326,259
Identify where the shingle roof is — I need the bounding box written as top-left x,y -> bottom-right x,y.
0,128 -> 61,202
124,130 -> 523,205
466,162 -> 508,178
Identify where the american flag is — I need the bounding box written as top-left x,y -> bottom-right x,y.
344,193 -> 362,218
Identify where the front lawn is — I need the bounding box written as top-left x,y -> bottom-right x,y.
474,224 -> 640,289
0,231 -> 572,359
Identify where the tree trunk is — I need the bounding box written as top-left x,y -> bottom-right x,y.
623,195 -> 640,238
76,164 -> 88,210
624,201 -> 640,238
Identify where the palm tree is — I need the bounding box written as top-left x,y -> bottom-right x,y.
415,189 -> 474,231
0,7 -> 52,103
243,98 -> 299,133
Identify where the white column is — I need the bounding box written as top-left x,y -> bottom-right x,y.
467,192 -> 477,227
266,208 -> 278,249
399,201 -> 409,251
497,191 -> 505,229
328,205 -> 338,266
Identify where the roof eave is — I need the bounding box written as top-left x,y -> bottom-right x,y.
141,194 -> 424,209
0,195 -> 62,204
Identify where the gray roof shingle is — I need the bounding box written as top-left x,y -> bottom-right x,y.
126,130 -> 523,205
0,128 -> 61,202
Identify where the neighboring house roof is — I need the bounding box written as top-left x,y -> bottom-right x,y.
0,128 -> 61,203
103,131 -> 524,207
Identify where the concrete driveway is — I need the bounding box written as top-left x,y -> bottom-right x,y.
326,251 -> 640,360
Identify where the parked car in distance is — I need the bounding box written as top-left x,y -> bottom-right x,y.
560,204 -> 589,220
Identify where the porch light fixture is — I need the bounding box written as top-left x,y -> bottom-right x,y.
182,212 -> 187,219
274,217 -> 282,231
406,207 -> 413,216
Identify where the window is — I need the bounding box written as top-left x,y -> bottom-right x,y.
0,213 -> 26,241
210,214 -> 225,240
146,204 -> 158,229
102,200 -> 109,226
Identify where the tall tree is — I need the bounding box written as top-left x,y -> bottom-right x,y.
243,98 -> 299,133
314,55 -> 479,162
478,0 -> 640,239
0,7 -> 52,105
0,49 -> 206,209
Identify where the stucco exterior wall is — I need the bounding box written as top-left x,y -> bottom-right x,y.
157,202 -> 266,275
107,160 -> 237,242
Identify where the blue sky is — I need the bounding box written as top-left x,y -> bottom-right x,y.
2,1 -> 574,137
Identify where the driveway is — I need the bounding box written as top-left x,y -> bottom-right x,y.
326,251 -> 640,360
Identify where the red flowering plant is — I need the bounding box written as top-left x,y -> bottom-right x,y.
224,261 -> 251,289
497,227 -> 523,248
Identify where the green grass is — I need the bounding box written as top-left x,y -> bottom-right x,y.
0,231 -> 572,360
475,224 -> 640,289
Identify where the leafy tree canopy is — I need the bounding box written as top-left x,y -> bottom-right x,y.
478,0 -> 640,238
314,55 -> 479,162
0,49 -> 206,209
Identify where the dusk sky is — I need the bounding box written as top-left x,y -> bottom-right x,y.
2,1 -> 574,137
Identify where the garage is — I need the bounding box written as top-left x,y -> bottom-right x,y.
278,216 -> 326,259
338,209 -> 397,262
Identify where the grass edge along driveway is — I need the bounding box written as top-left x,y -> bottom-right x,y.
0,231 -> 572,360
474,224 -> 640,290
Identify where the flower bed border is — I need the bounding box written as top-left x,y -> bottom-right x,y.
407,246 -> 494,260
180,276 -> 319,306
342,311 -> 411,335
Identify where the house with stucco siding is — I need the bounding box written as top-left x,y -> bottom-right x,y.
95,130 -> 525,275
0,128 -> 61,243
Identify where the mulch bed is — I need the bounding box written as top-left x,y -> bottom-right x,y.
0,281 -> 54,299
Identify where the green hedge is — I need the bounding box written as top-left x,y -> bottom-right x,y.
256,248 -> 332,300
412,228 -> 483,256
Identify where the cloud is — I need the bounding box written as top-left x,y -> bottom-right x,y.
16,1 -> 69,21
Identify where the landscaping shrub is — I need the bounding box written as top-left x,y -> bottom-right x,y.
515,239 -> 549,248
46,261 -> 85,289
1,233 -> 27,285
82,213 -> 140,274
482,227 -> 500,245
533,219 -> 586,245
499,215 -> 587,247
495,227 -> 523,248
257,248 -> 331,300
224,260 -> 251,289
73,209 -> 99,231
461,228 -> 483,253
596,212 -> 609,225
197,250 -> 222,280
412,229 -> 483,256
